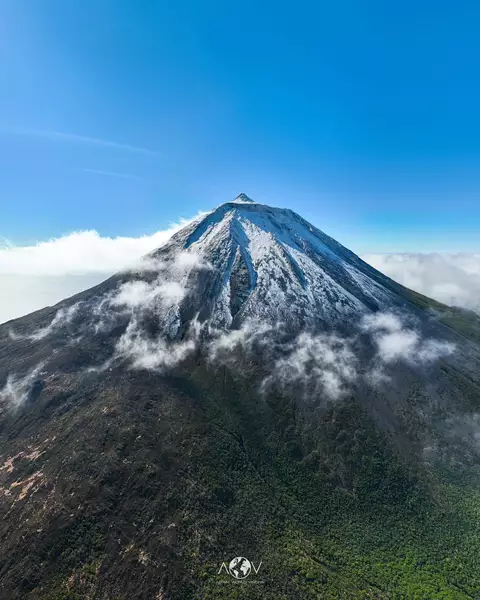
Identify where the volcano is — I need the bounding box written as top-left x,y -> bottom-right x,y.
1,195 -> 480,599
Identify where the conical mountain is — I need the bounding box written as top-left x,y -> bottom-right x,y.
1,196 -> 480,599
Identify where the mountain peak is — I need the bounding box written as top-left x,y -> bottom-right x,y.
154,195 -> 408,331
233,192 -> 255,203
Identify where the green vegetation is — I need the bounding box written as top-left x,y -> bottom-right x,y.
177,362 -> 480,599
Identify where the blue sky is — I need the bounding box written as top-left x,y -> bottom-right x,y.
1,0 -> 479,253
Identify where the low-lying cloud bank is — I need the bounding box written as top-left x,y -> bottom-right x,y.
0,223 -> 478,324
362,253 -> 480,314
0,214 -> 204,324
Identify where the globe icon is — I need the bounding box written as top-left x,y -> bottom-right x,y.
228,557 -> 252,579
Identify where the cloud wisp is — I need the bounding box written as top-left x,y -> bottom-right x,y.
80,169 -> 151,183
207,320 -> 277,364
107,250 -> 209,371
115,317 -> 198,371
266,332 -> 358,401
5,127 -> 160,156
9,303 -> 81,342
0,363 -> 46,409
207,312 -> 455,402
361,312 -> 455,364
5,246 -> 210,377
1,304 -> 458,412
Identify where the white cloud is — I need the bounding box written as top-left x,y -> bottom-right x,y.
272,313 -> 455,398
206,320 -> 360,400
111,280 -> 186,311
2,245 -> 209,376
0,363 -> 45,409
417,339 -> 456,362
132,250 -> 209,274
110,249 -> 208,318
360,312 -> 455,364
0,274 -> 108,325
115,317 -> 197,371
0,212 -> 205,324
208,313 -> 456,399
9,303 -> 81,341
207,320 -> 276,363
0,225 -> 200,277
375,330 -> 420,362
361,312 -> 404,333
266,332 -> 358,401
106,251 -> 208,371
362,253 -> 480,313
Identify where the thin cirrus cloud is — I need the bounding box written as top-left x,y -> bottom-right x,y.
81,168 -> 150,183
4,127 -> 160,156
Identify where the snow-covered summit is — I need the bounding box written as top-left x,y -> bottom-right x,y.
231,192 -> 255,203
149,196 -> 408,330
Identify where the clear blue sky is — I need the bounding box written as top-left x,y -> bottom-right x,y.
1,0 -> 479,253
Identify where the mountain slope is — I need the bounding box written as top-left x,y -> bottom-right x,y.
1,195 -> 480,599
149,194 -> 433,329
